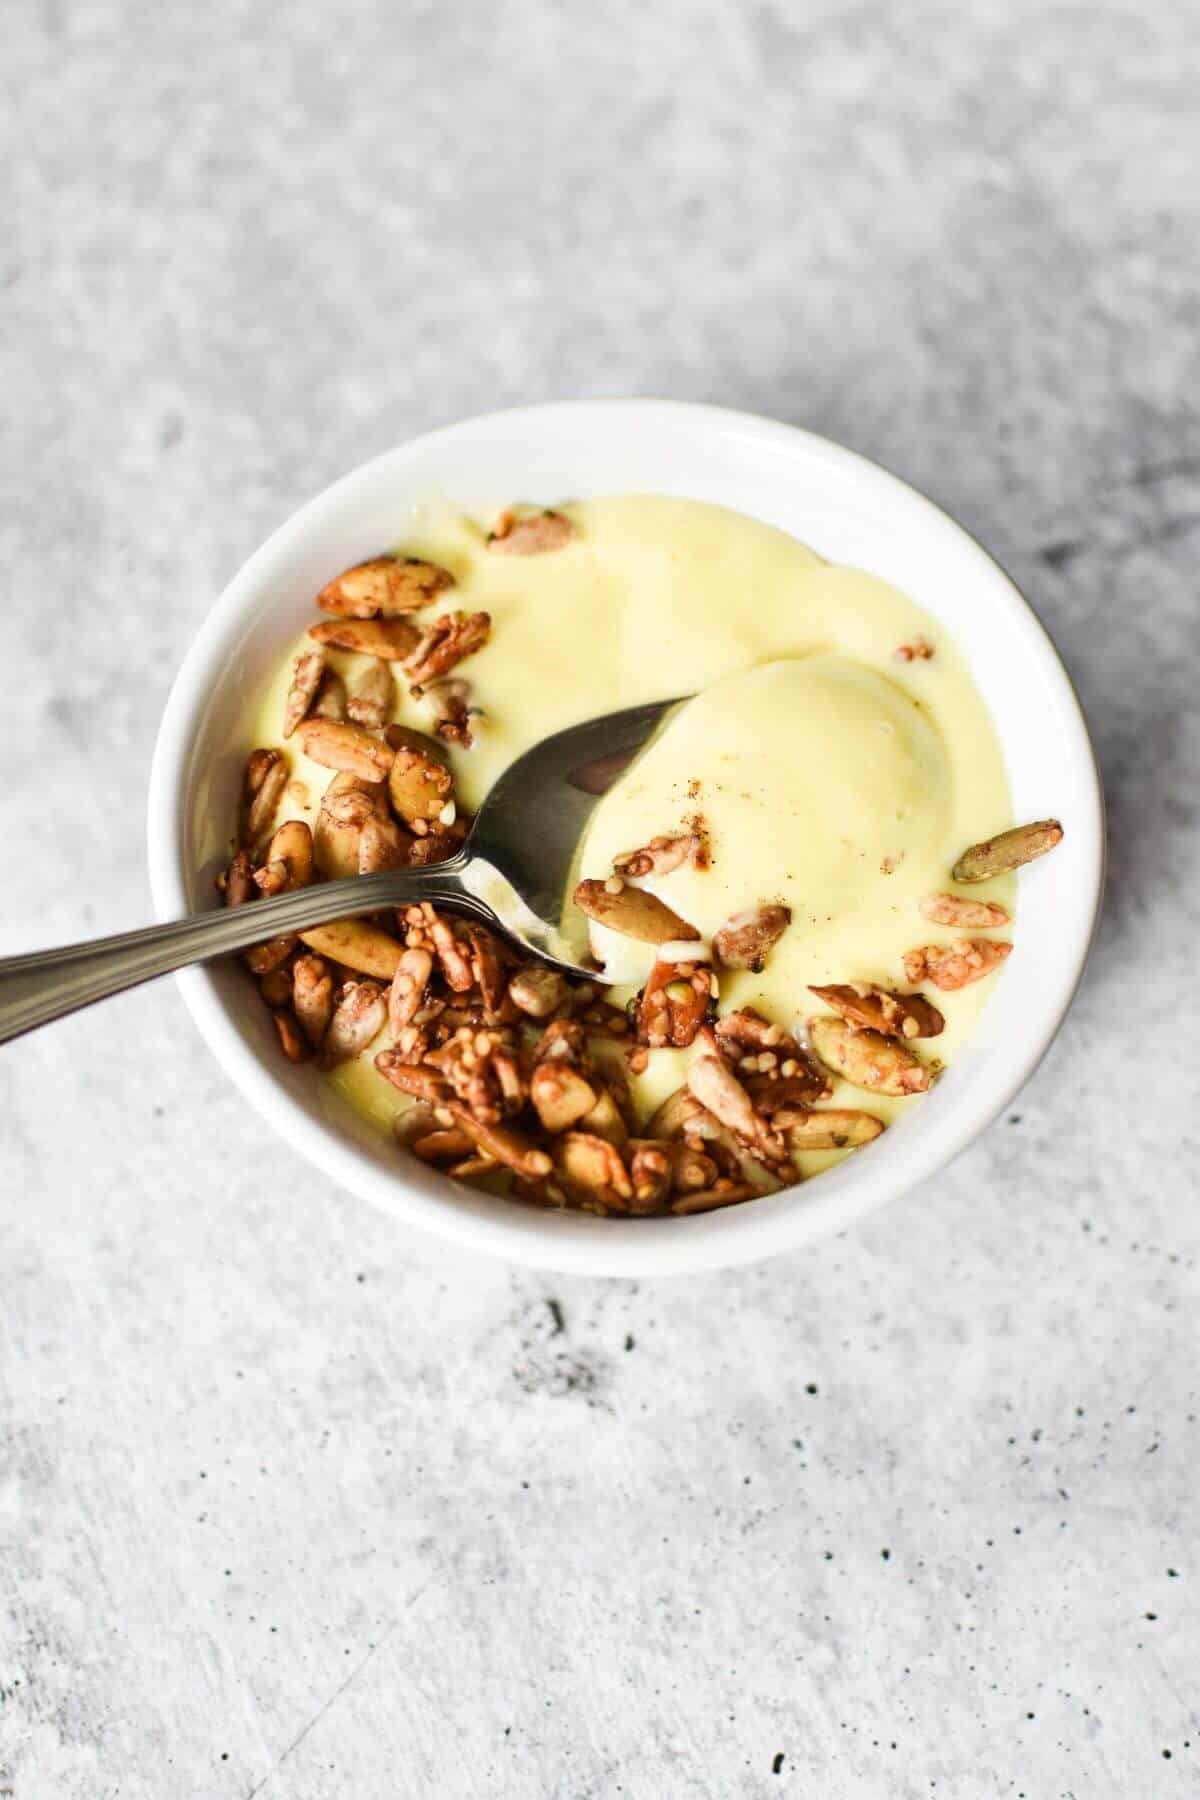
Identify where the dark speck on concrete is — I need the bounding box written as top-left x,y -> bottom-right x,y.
546,1298 -> 565,1336
624,1333 -> 635,1351
806,1383 -> 818,1395
772,1751 -> 785,1774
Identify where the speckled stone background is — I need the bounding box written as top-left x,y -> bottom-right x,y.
3,2 -> 1199,1795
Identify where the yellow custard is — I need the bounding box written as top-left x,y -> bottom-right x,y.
248,494 -> 1014,1167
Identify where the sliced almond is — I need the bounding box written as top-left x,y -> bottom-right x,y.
282,647 -> 326,738
712,904 -> 792,972
253,819 -> 314,896
387,947 -> 434,1035
294,718 -> 394,783
411,1128 -> 475,1165
311,669 -> 348,720
358,811 -> 410,874
627,1140 -> 672,1214
613,833 -> 700,879
902,938 -> 1013,991
486,508 -> 574,554
665,1139 -> 719,1193
388,744 -> 453,828
573,879 -> 698,946
297,919 -> 405,979
316,554 -> 454,618
779,1107 -> 885,1150
919,892 -> 1010,929
308,617 -> 422,661
242,748 -> 289,846
808,1016 -> 930,1096
272,1009 -> 311,1063
374,1051 -> 450,1104
293,954 -> 334,1049
404,610 -> 491,687
446,1103 -> 552,1179
578,1084 -> 628,1148
345,658 -> 395,732
222,848 -> 256,908
644,1086 -> 706,1140
258,963 -> 294,1008
808,981 -> 944,1040
321,980 -> 387,1066
530,1062 -> 597,1134
508,966 -> 570,1019
952,820 -> 1063,883
245,934 -> 298,975
686,1054 -> 787,1164
554,1131 -> 633,1204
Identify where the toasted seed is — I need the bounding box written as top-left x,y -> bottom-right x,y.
387,948 -> 434,1035
554,1131 -> 633,1203
375,1051 -> 450,1103
243,748 -> 289,846
627,1140 -> 672,1214
779,1107 -> 885,1150
573,879 -> 699,946
316,554 -> 454,618
613,833 -> 700,879
486,508 -> 574,554
578,1085 -> 629,1148
253,819 -> 314,896
404,610 -> 491,687
645,1086 -> 705,1140
282,646 -> 326,738
321,981 -> 387,1066
665,1139 -> 719,1193
712,904 -> 792,972
295,718 -> 393,783
311,669 -> 348,720
508,966 -> 570,1019
919,892 -> 1011,929
808,1016 -> 930,1096
311,772 -> 381,880
258,963 -> 295,1008
272,1009 -> 311,1063
635,958 -> 713,1048
358,812 -> 410,874
808,981 -> 944,1040
893,636 -> 935,662
345,657 -> 395,732
745,1071 -> 833,1115
412,1128 -> 475,1165
308,617 -> 422,660
222,848 -> 256,908
298,919 -> 405,979
902,938 -> 1013,991
952,820 -> 1063,883
293,954 -> 334,1048
687,1054 -> 787,1162
388,744 -> 453,827
530,1062 -> 597,1134
446,1103 -> 552,1178
244,934 -> 298,975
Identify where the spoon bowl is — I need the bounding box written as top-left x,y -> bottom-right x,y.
0,696 -> 682,1043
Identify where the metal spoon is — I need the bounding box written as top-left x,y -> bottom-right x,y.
0,697 -> 682,1045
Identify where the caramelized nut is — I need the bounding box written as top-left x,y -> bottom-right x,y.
808,1016 -> 930,1096
712,904 -> 791,972
573,879 -> 699,946
486,508 -> 574,554
919,892 -> 1011,929
316,555 -> 453,618
952,820 -> 1063,883
294,718 -> 394,783
902,938 -> 1013,991
308,617 -> 422,661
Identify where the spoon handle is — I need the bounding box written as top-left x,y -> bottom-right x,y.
0,863 -> 482,1045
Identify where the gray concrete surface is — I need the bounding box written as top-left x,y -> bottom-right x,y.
3,2 -> 1199,1795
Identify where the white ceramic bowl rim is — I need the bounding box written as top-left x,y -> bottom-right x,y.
147,400 -> 1105,1276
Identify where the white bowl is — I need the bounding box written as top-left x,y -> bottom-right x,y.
147,401 -> 1104,1276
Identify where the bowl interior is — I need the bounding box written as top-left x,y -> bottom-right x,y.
148,401 -> 1103,1275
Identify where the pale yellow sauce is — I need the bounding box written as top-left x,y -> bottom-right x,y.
248,494 -> 1014,1170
